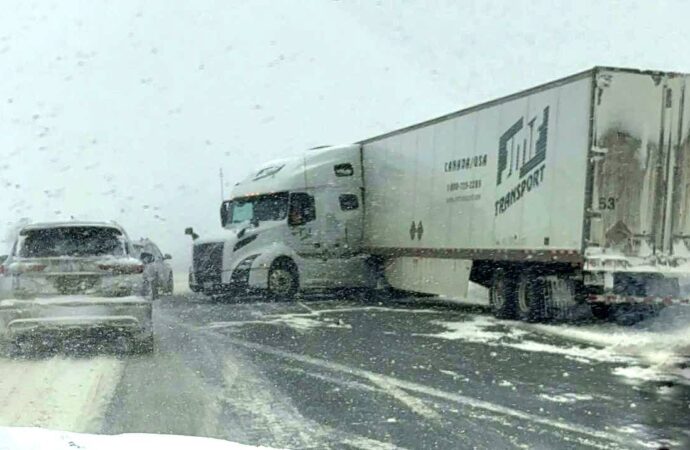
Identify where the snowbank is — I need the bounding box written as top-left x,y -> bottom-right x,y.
0,427 -> 282,450
529,305 -> 690,381
0,358 -> 124,432
423,309 -> 690,386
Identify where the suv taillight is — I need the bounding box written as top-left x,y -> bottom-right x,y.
17,263 -> 47,273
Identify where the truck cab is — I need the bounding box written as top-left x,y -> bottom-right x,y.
189,145 -> 372,298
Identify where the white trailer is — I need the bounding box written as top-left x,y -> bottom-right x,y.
362,66 -> 690,320
188,66 -> 690,321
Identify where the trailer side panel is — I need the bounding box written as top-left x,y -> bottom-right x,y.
363,76 -> 593,259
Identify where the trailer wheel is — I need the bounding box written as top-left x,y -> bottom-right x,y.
268,259 -> 299,301
590,303 -> 611,321
490,269 -> 517,319
517,272 -> 545,322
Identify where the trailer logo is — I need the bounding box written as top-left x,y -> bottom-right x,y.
494,106 -> 549,216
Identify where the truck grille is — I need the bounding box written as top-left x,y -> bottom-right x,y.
193,242 -> 224,285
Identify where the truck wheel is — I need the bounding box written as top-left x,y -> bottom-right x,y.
517,272 -> 545,322
268,260 -> 298,301
590,303 -> 611,321
490,269 -> 517,319
188,272 -> 200,293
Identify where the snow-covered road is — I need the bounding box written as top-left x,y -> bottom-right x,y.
0,292 -> 687,449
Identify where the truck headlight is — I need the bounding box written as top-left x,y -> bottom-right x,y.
231,255 -> 259,286
236,254 -> 259,271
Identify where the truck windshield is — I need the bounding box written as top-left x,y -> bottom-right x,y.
18,227 -> 126,257
228,192 -> 289,225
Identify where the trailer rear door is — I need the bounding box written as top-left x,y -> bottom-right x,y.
587,69 -> 690,260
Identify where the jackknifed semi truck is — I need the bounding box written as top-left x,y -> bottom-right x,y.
188,66 -> 690,321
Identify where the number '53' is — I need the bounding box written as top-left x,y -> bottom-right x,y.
598,197 -> 616,210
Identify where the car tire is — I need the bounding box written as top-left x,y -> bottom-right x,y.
144,278 -> 158,300
267,260 -> 298,301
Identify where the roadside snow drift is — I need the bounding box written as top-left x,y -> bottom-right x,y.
422,306 -> 690,386
0,426 -> 281,450
0,357 -> 123,432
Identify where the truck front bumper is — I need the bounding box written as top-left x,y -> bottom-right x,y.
190,266 -> 267,295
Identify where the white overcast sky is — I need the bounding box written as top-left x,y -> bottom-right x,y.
1,0 -> 688,270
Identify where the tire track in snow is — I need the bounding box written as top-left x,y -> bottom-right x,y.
365,374 -> 440,420
221,358 -> 405,449
0,356 -> 124,432
223,337 -> 638,449
177,313 -> 406,449
221,359 -> 320,448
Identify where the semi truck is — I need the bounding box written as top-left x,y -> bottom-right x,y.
188,66 -> 690,321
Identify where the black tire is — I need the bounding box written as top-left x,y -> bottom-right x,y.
267,260 -> 299,301
188,272 -> 200,293
144,278 -> 159,300
166,273 -> 174,295
516,272 -> 545,322
590,303 -> 611,321
611,304 -> 661,326
490,268 -> 517,319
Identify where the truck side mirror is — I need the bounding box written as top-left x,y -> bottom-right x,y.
163,254 -> 172,260
220,200 -> 232,227
184,227 -> 199,240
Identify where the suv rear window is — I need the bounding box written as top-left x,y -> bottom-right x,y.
19,227 -> 126,257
